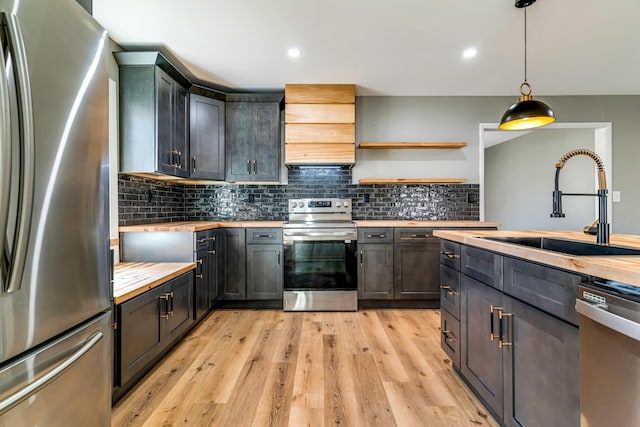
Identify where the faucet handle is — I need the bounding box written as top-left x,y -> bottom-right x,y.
583,219 -> 599,236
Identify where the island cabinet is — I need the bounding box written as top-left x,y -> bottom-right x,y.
114,272 -> 194,399
357,228 -> 394,299
442,240 -> 581,426
189,94 -> 225,180
225,101 -> 280,182
393,228 -> 441,300
116,52 -> 190,178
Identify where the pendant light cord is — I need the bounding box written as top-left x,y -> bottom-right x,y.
524,8 -> 527,83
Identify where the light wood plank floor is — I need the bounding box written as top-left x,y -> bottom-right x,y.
112,309 -> 498,427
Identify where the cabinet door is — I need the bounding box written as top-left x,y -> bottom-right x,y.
173,84 -> 189,178
208,230 -> 218,308
393,242 -> 440,300
225,102 -> 253,182
253,102 -> 280,181
440,264 -> 461,319
155,68 -> 174,175
118,286 -> 164,385
219,229 -> 246,300
502,296 -> 579,427
441,307 -> 461,369
194,249 -> 210,320
164,273 -> 194,343
358,243 -> 394,299
246,244 -> 283,299
189,94 -> 225,180
460,275 -> 504,419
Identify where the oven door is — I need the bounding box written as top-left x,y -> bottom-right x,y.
283,237 -> 357,291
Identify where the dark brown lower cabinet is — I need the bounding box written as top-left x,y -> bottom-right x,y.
461,275 -> 505,416
358,243 -> 394,299
219,228 -> 246,300
502,296 -> 579,427
114,272 -> 194,401
246,243 -> 283,300
394,242 -> 440,299
460,274 -> 579,426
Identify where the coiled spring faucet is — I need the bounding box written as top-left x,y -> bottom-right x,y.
551,148 -> 610,244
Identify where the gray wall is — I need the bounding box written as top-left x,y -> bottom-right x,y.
485,129 -> 595,230
355,96 -> 640,234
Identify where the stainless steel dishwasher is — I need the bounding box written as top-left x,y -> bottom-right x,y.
576,281 -> 640,427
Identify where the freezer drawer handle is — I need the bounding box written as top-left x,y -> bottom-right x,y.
0,331 -> 103,415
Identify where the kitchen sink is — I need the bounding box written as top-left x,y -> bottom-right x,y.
482,236 -> 640,256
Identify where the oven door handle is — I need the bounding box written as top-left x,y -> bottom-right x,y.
576,299 -> 640,342
283,232 -> 357,242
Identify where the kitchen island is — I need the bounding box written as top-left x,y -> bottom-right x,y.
433,229 -> 640,287
434,228 -> 640,426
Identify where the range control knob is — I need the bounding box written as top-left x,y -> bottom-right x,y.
336,201 -> 342,207
290,201 -> 297,208
343,201 -> 350,207
298,201 -> 305,208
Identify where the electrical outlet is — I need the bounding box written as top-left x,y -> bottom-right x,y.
248,194 -> 255,203
364,193 -> 370,203
612,191 -> 621,203
467,193 -> 479,204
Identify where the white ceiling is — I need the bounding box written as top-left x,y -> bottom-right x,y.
93,0 -> 640,96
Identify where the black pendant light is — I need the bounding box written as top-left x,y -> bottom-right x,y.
499,0 -> 555,130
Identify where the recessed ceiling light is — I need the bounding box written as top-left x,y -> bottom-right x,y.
463,48 -> 477,59
288,48 -> 301,58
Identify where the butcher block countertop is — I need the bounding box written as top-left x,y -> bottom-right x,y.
119,221 -> 284,232
119,220 -> 499,232
354,220 -> 499,228
433,229 -> 640,288
113,262 -> 195,304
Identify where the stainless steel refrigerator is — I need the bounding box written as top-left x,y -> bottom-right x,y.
0,0 -> 112,425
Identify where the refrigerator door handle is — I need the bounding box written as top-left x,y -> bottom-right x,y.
0,331 -> 103,415
0,18 -> 11,276
1,13 -> 35,294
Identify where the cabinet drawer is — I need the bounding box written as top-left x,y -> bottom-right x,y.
246,228 -> 283,244
358,228 -> 393,244
440,239 -> 461,270
503,257 -> 582,326
440,264 -> 461,319
461,245 -> 503,290
394,228 -> 438,243
440,309 -> 461,369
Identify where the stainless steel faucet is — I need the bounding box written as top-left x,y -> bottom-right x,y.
551,148 -> 610,244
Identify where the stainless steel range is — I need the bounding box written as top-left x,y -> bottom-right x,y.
282,198 -> 357,311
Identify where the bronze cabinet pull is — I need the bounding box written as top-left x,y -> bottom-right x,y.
498,310 -> 513,348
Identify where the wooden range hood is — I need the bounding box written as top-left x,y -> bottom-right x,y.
284,84 -> 355,166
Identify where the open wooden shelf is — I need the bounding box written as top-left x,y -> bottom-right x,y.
359,178 -> 468,184
358,142 -> 467,149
